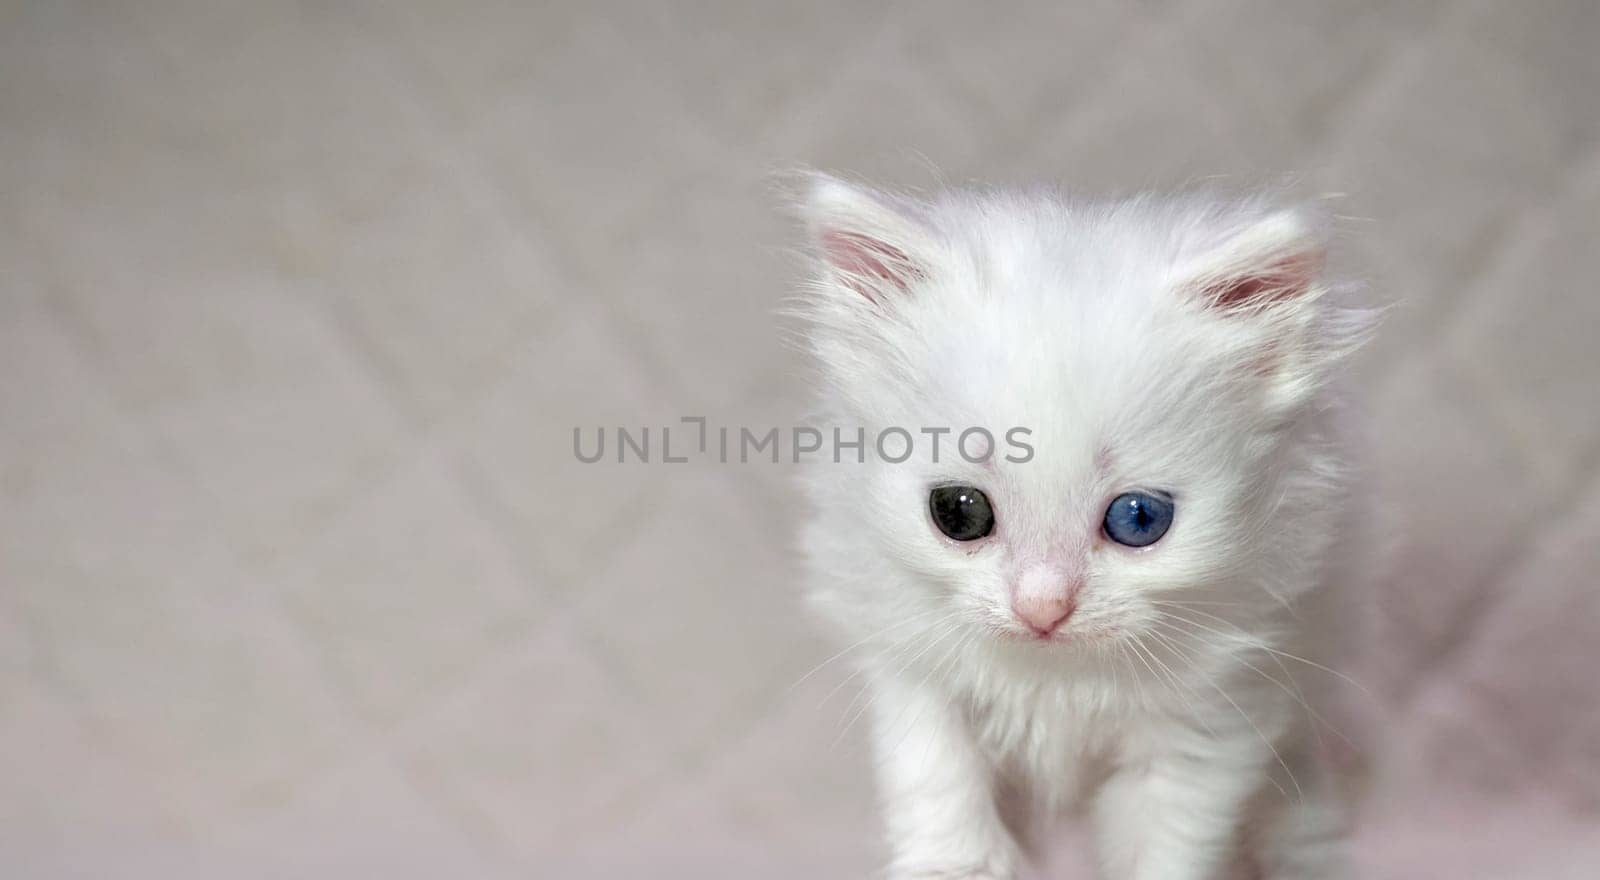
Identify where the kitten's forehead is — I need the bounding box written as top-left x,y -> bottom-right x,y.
903,245 -> 1244,500
916,272 -> 1193,425
937,192 -> 1202,283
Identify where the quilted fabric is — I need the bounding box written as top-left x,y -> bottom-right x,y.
2,2 -> 1597,877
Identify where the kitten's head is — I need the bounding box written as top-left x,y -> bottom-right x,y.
792,174 -> 1369,658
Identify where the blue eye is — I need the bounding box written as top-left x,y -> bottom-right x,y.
1103,492 -> 1174,547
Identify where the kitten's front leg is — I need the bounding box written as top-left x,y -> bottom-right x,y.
1091,742 -> 1265,880
868,676 -> 1021,880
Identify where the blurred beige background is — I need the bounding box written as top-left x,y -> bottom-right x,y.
3,1 -> 1599,878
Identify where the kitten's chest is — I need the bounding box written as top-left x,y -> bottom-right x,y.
968,686 -> 1130,808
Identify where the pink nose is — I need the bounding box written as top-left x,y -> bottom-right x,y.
1012,594 -> 1075,635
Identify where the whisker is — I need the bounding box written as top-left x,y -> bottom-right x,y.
1117,636 -> 1160,714
825,624 -> 945,732
1154,606 -> 1373,698
904,628 -> 981,769
1129,634 -> 1225,744
814,609 -> 968,711
1148,618 -> 1354,752
1144,628 -> 1301,804
833,618 -> 966,750
885,623 -> 973,750
789,606 -> 958,692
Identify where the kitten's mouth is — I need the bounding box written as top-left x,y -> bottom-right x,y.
992,624 -> 1070,645
993,621 -> 1117,648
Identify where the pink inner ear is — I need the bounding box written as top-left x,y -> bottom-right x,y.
820,229 -> 919,303
1205,250 -> 1324,310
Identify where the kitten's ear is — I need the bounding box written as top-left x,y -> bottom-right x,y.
796,174 -> 934,306
1180,208 -> 1327,314
1179,205 -> 1370,411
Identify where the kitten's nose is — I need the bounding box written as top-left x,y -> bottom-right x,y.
1012,593 -> 1075,636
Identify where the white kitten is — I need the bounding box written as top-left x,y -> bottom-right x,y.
791,174 -> 1373,880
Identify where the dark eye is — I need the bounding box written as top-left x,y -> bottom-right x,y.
929,485 -> 995,542
1103,492 -> 1175,548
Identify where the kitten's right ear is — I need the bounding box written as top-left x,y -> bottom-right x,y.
795,174 -> 934,306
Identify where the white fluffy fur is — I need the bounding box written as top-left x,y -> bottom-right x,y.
791,174 -> 1374,879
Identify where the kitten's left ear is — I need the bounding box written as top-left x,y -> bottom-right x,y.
1180,208 -> 1328,314
1178,206 -> 1365,411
